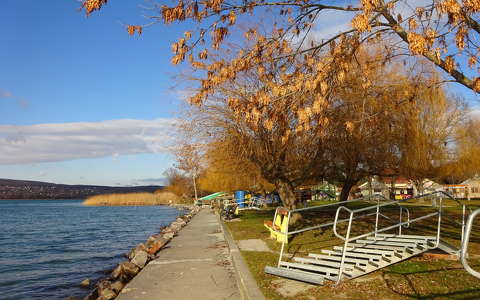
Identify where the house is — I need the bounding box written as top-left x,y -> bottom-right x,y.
421,179 -> 443,194
358,178 -> 389,198
462,175 -> 480,200
380,176 -> 414,200
357,176 -> 445,200
297,181 -> 338,202
443,184 -> 468,199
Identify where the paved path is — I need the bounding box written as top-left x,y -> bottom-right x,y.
116,208 -> 241,300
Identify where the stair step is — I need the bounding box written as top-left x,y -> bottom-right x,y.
322,249 -> 383,260
308,253 -> 370,265
406,247 -> 424,254
382,256 -> 393,263
293,257 -> 355,269
308,253 -> 381,268
366,236 -> 431,244
264,266 -> 324,285
353,264 -> 369,272
437,240 -> 460,255
348,243 -> 408,252
265,231 -> 438,285
356,239 -> 419,247
333,246 -> 395,256
280,261 -> 340,275
376,234 -> 436,240
415,243 -> 428,250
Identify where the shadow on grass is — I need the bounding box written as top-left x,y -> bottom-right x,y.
382,261 -> 480,299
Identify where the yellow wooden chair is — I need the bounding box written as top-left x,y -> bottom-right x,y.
264,207 -> 290,243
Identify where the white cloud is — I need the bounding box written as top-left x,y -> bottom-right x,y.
0,118 -> 177,164
306,9 -> 354,43
469,109 -> 480,120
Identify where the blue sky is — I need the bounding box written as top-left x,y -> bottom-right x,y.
1,0 -> 479,187
0,0 -> 192,185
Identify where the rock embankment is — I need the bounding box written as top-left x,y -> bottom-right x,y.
67,206 -> 201,300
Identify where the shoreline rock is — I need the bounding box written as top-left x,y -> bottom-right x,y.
79,279 -> 90,288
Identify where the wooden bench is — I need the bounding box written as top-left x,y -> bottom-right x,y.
264,207 -> 290,243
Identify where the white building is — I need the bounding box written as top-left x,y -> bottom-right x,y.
461,175 -> 480,200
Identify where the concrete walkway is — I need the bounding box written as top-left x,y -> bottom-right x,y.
116,208 -> 241,300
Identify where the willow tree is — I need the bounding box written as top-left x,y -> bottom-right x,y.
394,82 -> 466,193
444,118 -> 480,181
322,51 -> 409,202
198,137 -> 274,193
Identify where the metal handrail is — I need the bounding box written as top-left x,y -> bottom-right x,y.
272,194 -> 392,267
223,197 -> 264,209
333,200 -> 413,241
332,190 -> 470,238
267,190 -> 472,284
270,191 -> 469,280
272,194 -> 391,236
287,194 -> 390,214
461,208 -> 480,279
333,191 -> 469,284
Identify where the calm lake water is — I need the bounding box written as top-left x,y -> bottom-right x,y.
0,199 -> 185,300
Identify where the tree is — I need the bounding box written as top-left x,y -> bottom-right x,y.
182,51 -> 332,214
163,167 -> 193,199
82,0 -> 477,203
444,118 -> 480,181
322,57 -> 403,201
198,137 -> 275,193
319,47 -> 460,201
174,143 -> 202,202
83,0 -> 480,98
395,82 -> 466,193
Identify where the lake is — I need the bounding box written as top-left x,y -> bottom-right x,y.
0,199 -> 185,300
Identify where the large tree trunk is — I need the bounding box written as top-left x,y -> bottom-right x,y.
275,179 -> 301,224
276,179 -> 297,209
339,180 -> 356,202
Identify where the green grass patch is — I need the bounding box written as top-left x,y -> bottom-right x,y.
226,208 -> 275,240
387,260 -> 431,275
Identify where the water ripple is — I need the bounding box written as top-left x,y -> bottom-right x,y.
0,199 -> 184,300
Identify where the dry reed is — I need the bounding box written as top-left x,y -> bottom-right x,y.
83,191 -> 181,206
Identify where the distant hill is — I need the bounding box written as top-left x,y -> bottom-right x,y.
0,178 -> 164,200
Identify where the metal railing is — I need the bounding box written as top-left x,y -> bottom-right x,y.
461,208 -> 480,279
222,196 -> 264,210
272,194 -> 397,267
275,194 -> 391,235
333,191 -> 468,283
269,191 -> 471,284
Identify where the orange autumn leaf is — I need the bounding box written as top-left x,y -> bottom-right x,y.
127,25 -> 135,36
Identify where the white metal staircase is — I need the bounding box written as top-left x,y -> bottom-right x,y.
265,192 -> 470,285
266,234 -> 437,284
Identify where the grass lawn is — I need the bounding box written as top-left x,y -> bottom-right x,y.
225,203 -> 480,299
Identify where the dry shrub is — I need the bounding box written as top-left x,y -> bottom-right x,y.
83,191 -> 181,206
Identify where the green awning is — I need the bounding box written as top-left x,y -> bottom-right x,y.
198,192 -> 227,201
